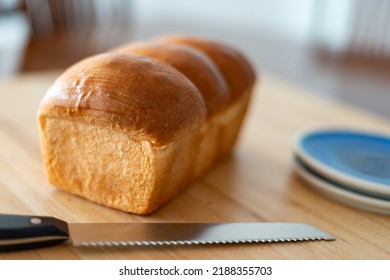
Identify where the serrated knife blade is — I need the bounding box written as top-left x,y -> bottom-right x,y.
0,214 -> 335,252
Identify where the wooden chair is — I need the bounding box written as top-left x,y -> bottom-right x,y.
21,0 -> 132,71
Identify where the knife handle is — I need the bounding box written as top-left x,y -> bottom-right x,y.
0,214 -> 69,252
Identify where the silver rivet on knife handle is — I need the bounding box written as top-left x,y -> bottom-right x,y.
30,218 -> 43,225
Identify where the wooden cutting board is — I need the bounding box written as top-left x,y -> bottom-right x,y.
0,72 -> 389,259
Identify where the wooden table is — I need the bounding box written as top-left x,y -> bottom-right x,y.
0,71 -> 389,260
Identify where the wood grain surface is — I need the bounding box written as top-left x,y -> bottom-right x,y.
0,72 -> 389,259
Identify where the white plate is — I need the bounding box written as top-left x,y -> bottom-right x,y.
293,128 -> 390,199
293,156 -> 390,215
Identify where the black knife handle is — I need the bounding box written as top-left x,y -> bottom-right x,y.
0,214 -> 69,252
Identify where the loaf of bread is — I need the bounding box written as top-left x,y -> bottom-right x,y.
38,35 -> 256,214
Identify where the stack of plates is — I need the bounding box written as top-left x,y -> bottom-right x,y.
292,128 -> 390,215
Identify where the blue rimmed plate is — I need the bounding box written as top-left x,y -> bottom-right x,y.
293,156 -> 390,215
293,128 -> 390,200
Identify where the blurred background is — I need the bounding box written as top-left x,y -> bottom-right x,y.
1,0 -> 389,118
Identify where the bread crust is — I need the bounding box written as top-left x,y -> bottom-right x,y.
38,36 -> 256,214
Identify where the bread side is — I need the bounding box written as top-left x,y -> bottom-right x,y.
38,88 -> 251,214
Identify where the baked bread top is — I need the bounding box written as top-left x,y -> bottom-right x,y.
112,42 -> 229,117
39,36 -> 255,146
39,53 -> 206,145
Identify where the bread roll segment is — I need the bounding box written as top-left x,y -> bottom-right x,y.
38,35 -> 256,214
39,53 -> 207,144
112,42 -> 229,117
158,35 -> 256,101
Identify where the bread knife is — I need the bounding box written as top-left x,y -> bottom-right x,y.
0,214 -> 335,252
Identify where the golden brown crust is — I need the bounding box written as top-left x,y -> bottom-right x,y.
39,53 -> 207,144
112,42 -> 229,117
158,35 -> 256,101
38,35 -> 256,214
